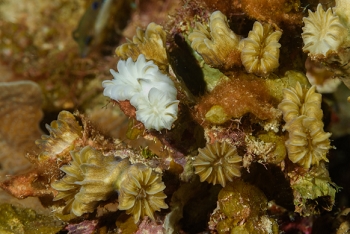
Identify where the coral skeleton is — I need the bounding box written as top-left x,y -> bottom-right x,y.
118,164 -> 168,223
188,10 -> 241,69
51,146 -> 131,216
193,141 -> 242,187
241,21 -> 282,76
302,4 -> 346,57
102,54 -> 179,131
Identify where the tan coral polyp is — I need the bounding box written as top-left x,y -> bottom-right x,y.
193,141 -> 242,187
241,21 -> 282,76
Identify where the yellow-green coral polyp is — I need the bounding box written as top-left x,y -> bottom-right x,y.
193,141 -> 242,187
241,21 -> 282,76
118,164 -> 168,223
51,146 -> 130,217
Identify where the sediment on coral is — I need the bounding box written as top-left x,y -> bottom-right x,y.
195,73 -> 280,125
240,0 -> 303,29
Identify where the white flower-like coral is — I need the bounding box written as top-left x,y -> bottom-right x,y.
241,21 -> 282,76
102,54 -> 176,101
102,54 -> 179,131
188,10 -> 242,69
302,4 -> 346,57
134,88 -> 179,131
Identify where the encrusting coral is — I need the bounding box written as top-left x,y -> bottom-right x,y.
302,4 -> 346,58
118,164 -> 168,223
115,23 -> 168,68
193,141 -> 242,187
102,54 -> 179,131
51,146 -> 131,217
241,21 -> 282,76
188,10 -> 241,70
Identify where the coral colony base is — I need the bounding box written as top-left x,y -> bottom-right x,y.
4,0 -> 350,233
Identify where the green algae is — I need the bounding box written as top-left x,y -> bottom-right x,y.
0,203 -> 63,234
205,105 -> 230,124
216,180 -> 278,234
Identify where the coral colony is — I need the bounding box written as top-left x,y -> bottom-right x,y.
4,0 -> 350,233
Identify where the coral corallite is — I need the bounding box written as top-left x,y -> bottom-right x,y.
118,164 -> 168,223
285,116 -> 332,169
188,10 -> 242,69
102,54 -> 176,102
134,88 -> 179,131
302,4 -> 346,57
193,141 -> 242,187
241,21 -> 282,77
102,54 -> 179,131
115,22 -> 168,68
51,146 -> 131,217
35,111 -> 83,160
278,82 -> 323,124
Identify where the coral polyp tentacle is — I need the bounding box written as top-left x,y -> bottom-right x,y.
102,54 -> 179,131
302,4 -> 346,57
241,21 -> 282,76
193,141 -> 242,187
51,146 -> 130,217
188,10 -> 242,69
118,164 -> 168,223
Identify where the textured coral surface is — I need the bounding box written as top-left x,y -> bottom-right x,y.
2,0 -> 350,233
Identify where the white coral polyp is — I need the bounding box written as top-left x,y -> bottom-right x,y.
135,88 -> 179,131
302,4 -> 346,56
102,54 -> 176,101
102,54 -> 179,131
